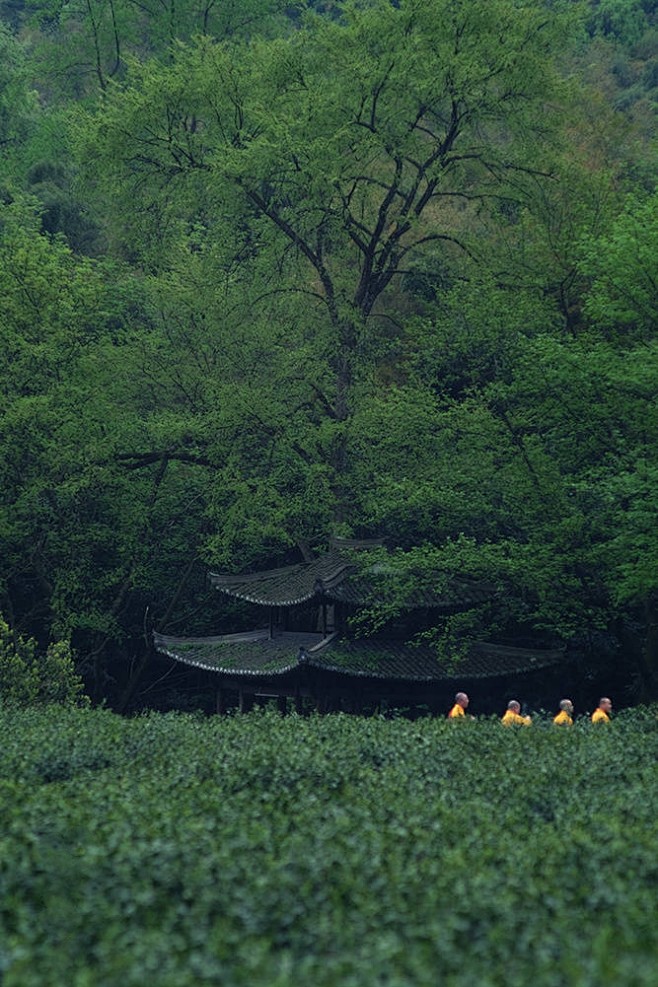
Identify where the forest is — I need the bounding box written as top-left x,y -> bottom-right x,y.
2,0 -> 658,710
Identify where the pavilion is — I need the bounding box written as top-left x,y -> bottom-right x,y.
154,538 -> 566,713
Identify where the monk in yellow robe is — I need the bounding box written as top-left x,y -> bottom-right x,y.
553,698 -> 574,726
501,700 -> 531,726
591,697 -> 612,723
448,692 -> 470,719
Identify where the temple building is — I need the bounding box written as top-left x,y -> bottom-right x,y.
154,538 -> 566,713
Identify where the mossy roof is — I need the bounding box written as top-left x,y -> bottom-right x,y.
154,631 -> 565,681
208,549 -> 493,610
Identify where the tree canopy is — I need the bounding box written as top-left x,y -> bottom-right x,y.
2,0 -> 658,705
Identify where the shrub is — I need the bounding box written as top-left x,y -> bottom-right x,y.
0,615 -> 88,707
1,707 -> 658,985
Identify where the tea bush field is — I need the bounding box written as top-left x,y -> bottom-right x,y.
1,705 -> 658,987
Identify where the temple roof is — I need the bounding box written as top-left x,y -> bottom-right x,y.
208,546 -> 494,610
209,553 -> 353,607
153,630 -> 566,681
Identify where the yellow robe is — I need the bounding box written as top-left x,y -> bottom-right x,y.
591,708 -> 611,723
501,709 -> 531,726
553,710 -> 573,726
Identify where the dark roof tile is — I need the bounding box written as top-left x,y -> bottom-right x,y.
209,549 -> 494,609
154,631 -> 565,681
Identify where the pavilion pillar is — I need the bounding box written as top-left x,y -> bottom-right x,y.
215,687 -> 226,715
239,690 -> 254,713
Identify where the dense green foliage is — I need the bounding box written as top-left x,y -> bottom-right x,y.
0,615 -> 88,706
2,0 -> 658,704
1,706 -> 658,985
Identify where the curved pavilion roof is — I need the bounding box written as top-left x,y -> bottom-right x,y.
208,548 -> 494,611
154,630 -> 566,682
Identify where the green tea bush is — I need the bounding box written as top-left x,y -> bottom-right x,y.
1,706 -> 657,986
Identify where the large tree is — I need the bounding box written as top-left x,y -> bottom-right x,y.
76,0 -> 578,547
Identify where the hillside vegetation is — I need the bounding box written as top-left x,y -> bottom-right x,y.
2,0 -> 658,706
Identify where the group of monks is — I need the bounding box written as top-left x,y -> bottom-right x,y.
447,692 -> 613,725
